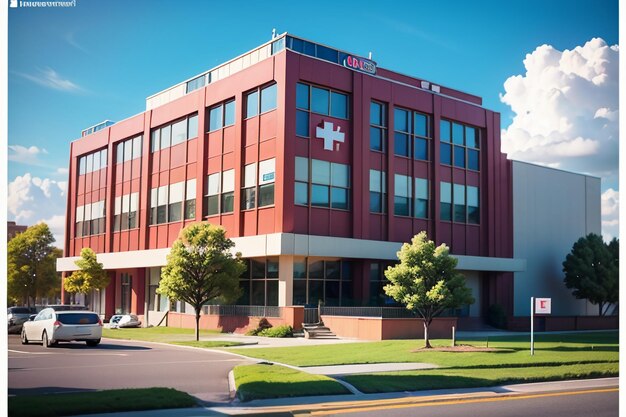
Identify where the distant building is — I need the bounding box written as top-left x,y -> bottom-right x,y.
8,221 -> 28,241
56,33 -> 601,332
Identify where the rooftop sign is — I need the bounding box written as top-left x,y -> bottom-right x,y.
340,53 -> 376,76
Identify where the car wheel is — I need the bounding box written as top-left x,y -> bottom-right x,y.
86,339 -> 100,347
42,331 -> 56,348
21,329 -> 29,345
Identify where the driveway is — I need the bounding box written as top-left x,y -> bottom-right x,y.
8,334 -> 253,403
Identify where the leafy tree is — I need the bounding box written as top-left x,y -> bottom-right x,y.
384,231 -> 474,348
563,234 -> 618,316
158,223 -> 246,341
64,248 -> 110,305
7,223 -> 61,307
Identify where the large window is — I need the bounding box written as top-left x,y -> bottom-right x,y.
294,157 -> 350,210
296,82 -> 349,138
78,148 -> 108,175
114,192 -> 139,231
369,262 -> 396,306
75,200 -> 106,237
151,113 -> 198,152
440,119 -> 480,170
238,258 -> 279,306
369,169 -> 386,213
150,179 -> 196,225
394,107 -> 430,159
209,100 -> 235,132
239,158 -> 276,210
245,83 -> 277,118
440,182 -> 479,224
292,258 -> 352,306
370,101 -> 387,152
203,170 -> 235,216
115,136 -> 142,164
394,174 -> 429,218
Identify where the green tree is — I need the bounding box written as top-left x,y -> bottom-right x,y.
384,231 -> 474,348
158,223 -> 246,341
63,248 -> 110,305
7,223 -> 61,307
563,234 -> 618,316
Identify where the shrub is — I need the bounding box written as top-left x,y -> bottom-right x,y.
487,304 -> 507,329
245,318 -> 274,336
258,325 -> 293,338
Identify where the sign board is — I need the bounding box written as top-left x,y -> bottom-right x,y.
535,298 -> 551,314
262,172 -> 275,182
316,121 -> 345,151
340,53 -> 377,75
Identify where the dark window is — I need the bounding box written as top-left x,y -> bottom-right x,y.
258,184 -> 275,207
311,87 -> 329,115
454,146 -> 466,168
56,313 -> 99,325
468,149 -> 480,171
296,110 -> 309,137
414,138 -> 428,160
440,143 -> 452,165
296,83 -> 309,110
330,92 -> 348,119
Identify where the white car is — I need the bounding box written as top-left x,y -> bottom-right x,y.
109,314 -> 141,329
21,308 -> 103,347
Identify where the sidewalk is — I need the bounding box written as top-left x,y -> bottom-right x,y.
71,377 -> 619,417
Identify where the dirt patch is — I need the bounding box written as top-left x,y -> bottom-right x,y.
412,344 -> 511,352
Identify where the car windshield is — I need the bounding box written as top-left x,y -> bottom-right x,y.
9,308 -> 31,314
57,313 -> 100,325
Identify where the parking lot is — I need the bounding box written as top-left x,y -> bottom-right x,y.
8,334 -> 253,403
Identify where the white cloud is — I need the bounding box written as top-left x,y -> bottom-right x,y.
8,173 -> 67,247
601,189 -> 619,241
8,144 -> 48,165
16,67 -> 82,92
56,167 -> 69,175
500,38 -> 618,184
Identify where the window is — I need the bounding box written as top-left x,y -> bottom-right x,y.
221,170 -> 235,213
75,200 -> 106,237
453,184 -> 466,222
440,119 -> 480,170
241,163 -> 256,210
296,82 -> 349,139
150,181 -> 195,225
394,174 -> 411,216
209,100 -> 235,132
311,87 -> 329,115
369,169 -> 386,213
185,179 -> 196,219
168,182 -> 184,222
369,261 -> 397,306
115,136 -> 142,163
370,101 -> 387,152
258,158 -> 276,207
295,157 -> 350,209
467,186 -> 480,224
186,74 -> 206,93
150,114 -> 198,152
78,148 -> 108,175
238,258 -> 279,306
296,83 -> 310,137
394,108 -> 410,157
245,83 -> 277,119
204,173 -> 220,216
415,178 -> 428,219
291,258 -> 352,306
114,192 -> 139,231
440,182 -> 452,221
394,107 -> 431,159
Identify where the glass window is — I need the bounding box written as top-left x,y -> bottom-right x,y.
245,90 -> 259,118
468,149 -> 479,171
394,174 -> 411,216
260,84 -> 277,113
224,101 -> 235,126
454,184 -> 466,222
221,192 -> 234,213
259,183 -> 274,207
370,102 -> 383,126
440,120 -> 451,142
209,105 -> 223,132
295,182 -> 308,205
316,44 -> 339,62
311,184 -> 329,207
151,130 -> 160,153
296,110 -> 309,137
259,159 -> 275,185
171,120 -> 187,145
296,83 -> 309,110
160,125 -> 171,150
123,140 -> 132,161
330,92 -> 347,119
311,159 -> 330,185
133,137 -> 142,160
467,186 -> 480,224
370,126 -> 383,152
79,157 -> 86,175
414,113 -> 428,137
330,163 -> 349,187
414,138 -> 428,160
466,126 -> 477,148
331,187 -> 348,209
86,153 -> 93,172
311,87 -> 329,115
454,146 -> 466,168
188,114 -> 198,139
394,132 -> 410,157
415,178 -> 428,219
92,151 -> 101,171
440,182 -> 452,221
242,187 -> 255,210
440,143 -> 452,165
452,123 -> 464,145
295,157 -> 309,182
294,259 -> 307,279
394,108 -> 409,132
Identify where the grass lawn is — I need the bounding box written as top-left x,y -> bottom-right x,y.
8,388 -> 197,417
229,331 -> 618,395
102,326 -> 221,342
233,364 -> 351,402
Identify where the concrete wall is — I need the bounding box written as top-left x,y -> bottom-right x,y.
512,161 -> 600,316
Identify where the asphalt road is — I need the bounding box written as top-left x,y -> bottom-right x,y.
7,334 -> 253,403
314,388 -> 619,417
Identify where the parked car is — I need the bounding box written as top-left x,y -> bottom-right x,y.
21,308 -> 102,347
7,306 -> 36,334
45,304 -> 89,311
109,314 -> 141,329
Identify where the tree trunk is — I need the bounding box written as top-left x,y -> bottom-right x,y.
424,320 -> 432,349
599,302 -> 604,316
195,308 -> 201,341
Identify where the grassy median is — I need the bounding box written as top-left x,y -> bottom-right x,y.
234,363 -> 351,402
228,331 -> 618,395
8,388 -> 197,417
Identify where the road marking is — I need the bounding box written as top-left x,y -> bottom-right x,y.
309,388 -> 619,415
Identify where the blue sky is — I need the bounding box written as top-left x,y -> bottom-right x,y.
6,0 -> 619,243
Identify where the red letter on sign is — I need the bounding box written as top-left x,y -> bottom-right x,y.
540,301 -> 546,309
